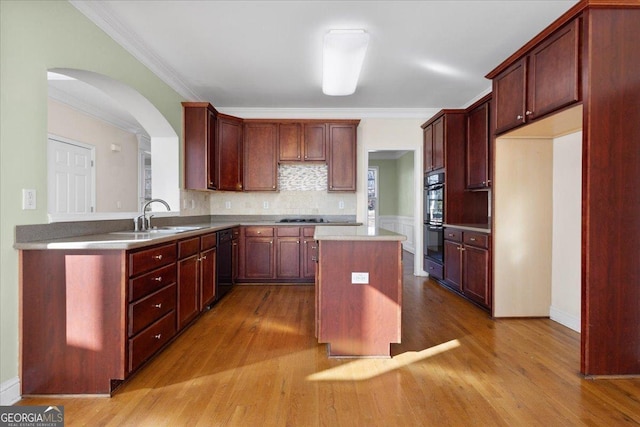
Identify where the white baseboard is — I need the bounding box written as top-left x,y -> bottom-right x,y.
550,306 -> 581,332
0,376 -> 20,405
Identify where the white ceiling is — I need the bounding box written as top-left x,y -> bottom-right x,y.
68,0 -> 578,117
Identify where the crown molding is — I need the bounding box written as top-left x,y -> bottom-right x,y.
69,0 -> 202,101
218,107 -> 440,120
49,86 -> 146,135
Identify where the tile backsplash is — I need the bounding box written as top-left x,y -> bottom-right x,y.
278,164 -> 327,191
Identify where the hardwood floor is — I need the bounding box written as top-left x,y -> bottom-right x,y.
18,252 -> 640,426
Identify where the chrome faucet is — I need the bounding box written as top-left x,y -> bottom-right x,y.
135,199 -> 171,231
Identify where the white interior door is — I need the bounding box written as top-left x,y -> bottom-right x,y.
48,136 -> 95,214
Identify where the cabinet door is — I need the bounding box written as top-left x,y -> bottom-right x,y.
494,58 -> 527,134
423,124 -> 434,173
183,103 -> 217,190
466,100 -> 490,189
303,238 -> 317,279
432,117 -> 445,171
303,123 -> 326,161
200,247 -> 216,309
217,115 -> 244,191
276,237 -> 301,278
462,245 -> 490,308
528,19 -> 580,120
244,237 -> 274,279
232,238 -> 239,283
443,240 -> 462,292
244,122 -> 278,191
327,123 -> 357,192
177,255 -> 199,330
278,123 -> 302,161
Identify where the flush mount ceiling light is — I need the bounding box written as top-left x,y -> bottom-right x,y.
322,29 -> 370,96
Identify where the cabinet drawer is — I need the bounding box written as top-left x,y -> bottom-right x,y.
444,228 -> 463,242
245,226 -> 274,237
303,226 -> 316,237
178,237 -> 200,258
201,232 -> 217,251
129,243 -> 177,277
128,311 -> 176,372
425,259 -> 444,280
463,232 -> 489,248
129,263 -> 177,302
128,284 -> 176,336
277,226 -> 300,237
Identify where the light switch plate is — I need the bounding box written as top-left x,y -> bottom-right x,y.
351,272 -> 369,284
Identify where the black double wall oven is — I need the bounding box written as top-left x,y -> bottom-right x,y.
424,172 -> 445,271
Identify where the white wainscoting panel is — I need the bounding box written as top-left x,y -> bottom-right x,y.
379,215 -> 415,254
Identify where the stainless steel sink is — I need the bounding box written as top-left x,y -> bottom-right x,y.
157,225 -> 206,231
109,225 -> 206,238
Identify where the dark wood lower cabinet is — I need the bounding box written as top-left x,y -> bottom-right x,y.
443,228 -> 491,310
238,226 -> 315,283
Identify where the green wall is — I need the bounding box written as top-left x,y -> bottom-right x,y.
0,1 -> 184,387
369,152 -> 414,217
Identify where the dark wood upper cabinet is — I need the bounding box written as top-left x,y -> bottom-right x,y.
183,102 -> 218,190
244,121 -> 278,191
216,114 -> 244,191
466,96 -> 491,189
432,117 -> 445,171
422,117 -> 444,173
423,124 -> 434,173
493,18 -> 580,134
303,123 -> 326,161
278,122 -> 326,162
327,122 -> 358,192
278,123 -> 302,161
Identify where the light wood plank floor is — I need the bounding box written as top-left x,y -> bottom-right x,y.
18,252 -> 640,426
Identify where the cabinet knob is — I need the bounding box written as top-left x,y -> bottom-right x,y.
517,115 -> 524,120
272,185 -> 276,189
525,110 -> 533,116
153,254 -> 163,260
153,303 -> 162,309
297,240 -> 300,244
154,334 -> 162,340
257,231 -> 261,234
153,276 -> 163,282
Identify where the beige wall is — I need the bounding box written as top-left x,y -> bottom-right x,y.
551,131 -> 582,331
494,137 -> 554,317
48,99 -> 140,212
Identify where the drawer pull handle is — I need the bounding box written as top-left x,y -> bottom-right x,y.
154,333 -> 162,340
153,303 -> 162,309
469,237 -> 476,241
154,254 -> 163,260
153,276 -> 162,282
447,234 -> 454,237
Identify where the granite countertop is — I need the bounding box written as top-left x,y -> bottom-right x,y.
14,219 -> 360,250
13,222 -> 238,250
314,225 -> 407,241
443,223 -> 491,233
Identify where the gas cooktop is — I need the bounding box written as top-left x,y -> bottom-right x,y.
277,218 -> 326,223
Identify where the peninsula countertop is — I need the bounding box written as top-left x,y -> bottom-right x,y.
314,225 -> 407,242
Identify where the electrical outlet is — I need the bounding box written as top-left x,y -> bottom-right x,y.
191,200 -> 196,209
351,272 -> 369,284
339,200 -> 345,209
263,201 -> 269,209
225,201 -> 231,209
22,189 -> 36,210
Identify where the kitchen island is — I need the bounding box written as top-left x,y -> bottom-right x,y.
314,226 -> 406,357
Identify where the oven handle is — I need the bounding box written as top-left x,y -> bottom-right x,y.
427,225 -> 443,231
426,184 -> 444,191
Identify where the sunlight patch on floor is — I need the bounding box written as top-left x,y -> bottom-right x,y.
306,339 -> 461,381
